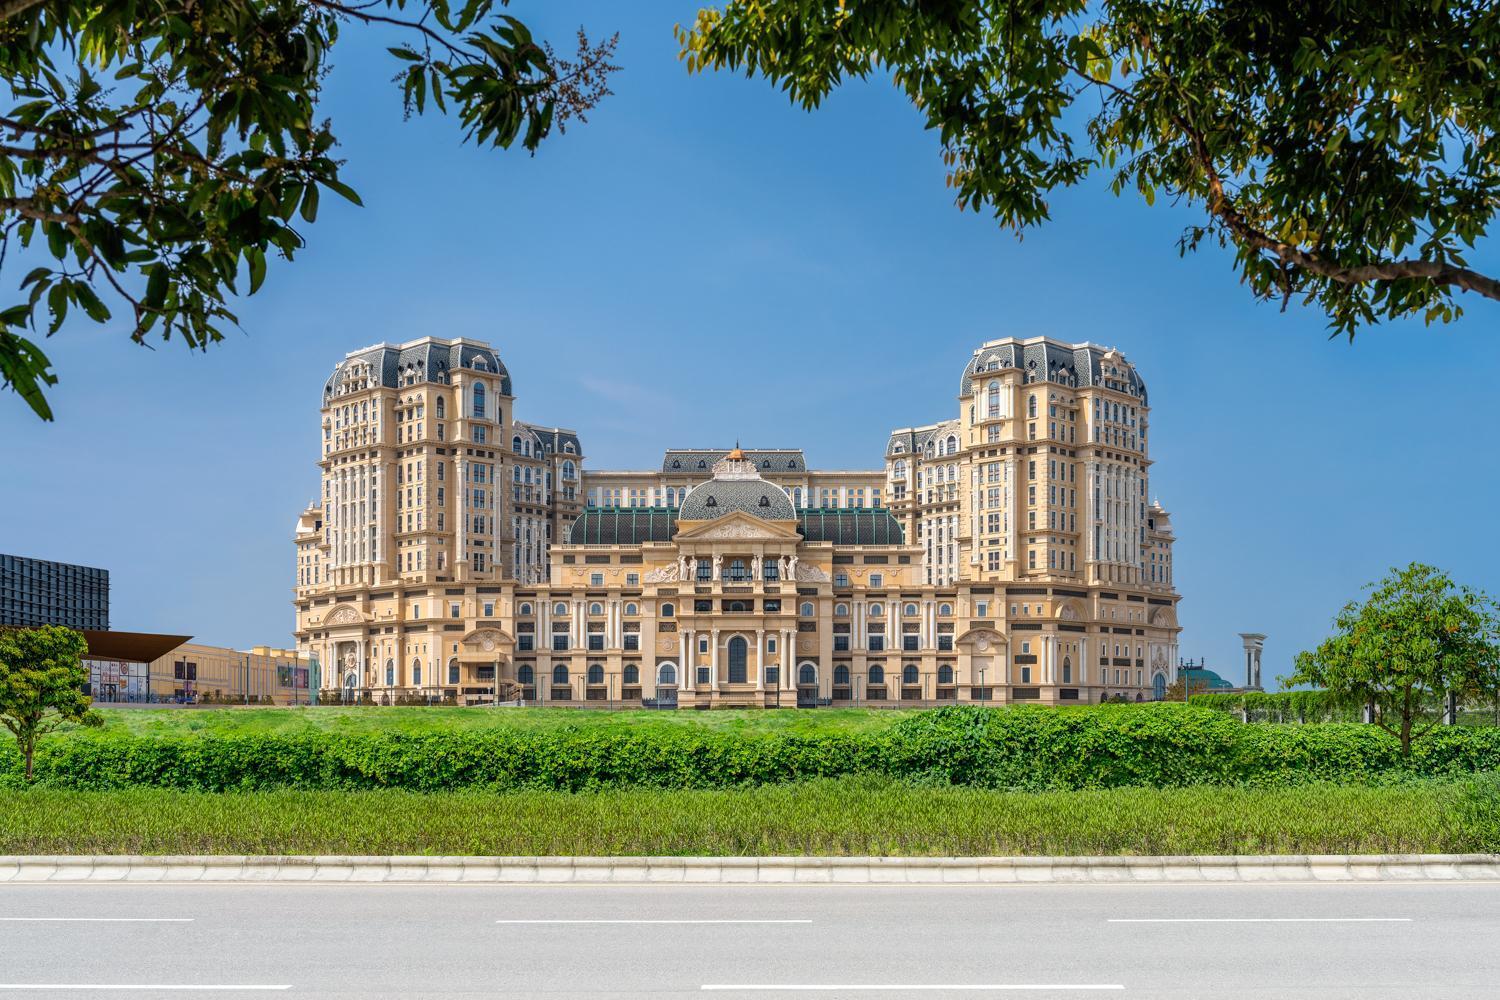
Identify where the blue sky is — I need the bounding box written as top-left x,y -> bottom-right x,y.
3,4 -> 1497,685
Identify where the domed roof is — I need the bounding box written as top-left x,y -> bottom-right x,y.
679,479 -> 796,521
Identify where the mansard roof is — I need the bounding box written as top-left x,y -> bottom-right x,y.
662,448 -> 805,473
886,419 -> 960,458
516,422 -> 582,458
324,337 -> 512,399
959,338 -> 1147,403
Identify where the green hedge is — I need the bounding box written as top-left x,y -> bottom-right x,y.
3,704 -> 1499,792
1188,690 -> 1363,722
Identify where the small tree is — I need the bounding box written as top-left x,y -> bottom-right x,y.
0,625 -> 102,781
1287,563 -> 1500,755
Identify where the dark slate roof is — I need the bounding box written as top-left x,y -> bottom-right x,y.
680,479 -> 797,521
563,507 -> 908,547
569,507 -> 678,545
517,422 -> 582,458
798,508 -> 905,546
663,449 -> 804,474
324,338 -> 512,399
886,419 -> 959,458
959,339 -> 1146,403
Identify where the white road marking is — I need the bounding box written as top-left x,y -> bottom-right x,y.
498,919 -> 812,924
1108,917 -> 1411,923
0,987 -> 290,992
702,986 -> 1125,992
0,918 -> 193,923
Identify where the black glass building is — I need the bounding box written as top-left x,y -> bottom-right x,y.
0,554 -> 110,630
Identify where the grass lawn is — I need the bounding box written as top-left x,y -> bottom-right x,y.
0,779 -> 1475,856
78,705 -> 917,738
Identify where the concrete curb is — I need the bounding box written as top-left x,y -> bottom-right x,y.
2,854 -> 1498,884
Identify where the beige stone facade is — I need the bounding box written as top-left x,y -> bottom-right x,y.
293,336 -> 1181,706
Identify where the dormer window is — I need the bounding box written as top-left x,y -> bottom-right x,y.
758,495 -> 771,508
671,460 -> 681,469
697,460 -> 707,469
705,496 -> 718,508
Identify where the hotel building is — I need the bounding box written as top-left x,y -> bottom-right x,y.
293,336 -> 1181,706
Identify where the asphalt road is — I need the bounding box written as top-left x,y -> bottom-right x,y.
0,881 -> 1495,999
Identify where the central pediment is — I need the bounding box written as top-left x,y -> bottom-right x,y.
674,510 -> 801,542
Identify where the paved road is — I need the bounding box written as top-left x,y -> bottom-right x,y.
0,882 -> 1495,998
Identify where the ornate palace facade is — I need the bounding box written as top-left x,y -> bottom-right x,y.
293,336 -> 1181,706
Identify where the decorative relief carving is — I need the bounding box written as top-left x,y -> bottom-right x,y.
644,563 -> 681,583
326,605 -> 362,626
697,521 -> 780,541
794,563 -> 830,582
657,636 -> 676,653
797,637 -> 816,653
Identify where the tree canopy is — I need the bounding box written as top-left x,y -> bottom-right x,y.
0,0 -> 616,419
680,1 -> 1500,330
0,624 -> 100,781
1286,563 -> 1500,754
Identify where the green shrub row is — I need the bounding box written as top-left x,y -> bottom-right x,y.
1188,689 -> 1363,721
3,704 -> 1499,792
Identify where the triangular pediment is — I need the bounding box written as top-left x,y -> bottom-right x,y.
674,511 -> 802,542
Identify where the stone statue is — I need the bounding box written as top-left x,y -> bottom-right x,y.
688,558 -> 698,579
679,555 -> 689,579
751,555 -> 761,579
780,555 -> 790,579
712,554 -> 723,576
787,555 -> 799,580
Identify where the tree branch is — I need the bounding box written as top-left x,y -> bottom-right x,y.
0,0 -> 47,24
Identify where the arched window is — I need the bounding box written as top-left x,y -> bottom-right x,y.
902,664 -> 919,685
657,663 -> 677,686
987,380 -> 1001,417
552,664 -> 569,685
892,460 -> 906,478
793,487 -> 803,507
798,663 -> 816,686
623,664 -> 639,685
868,665 -> 885,685
473,381 -> 486,419
513,435 -> 523,452
435,397 -> 445,419
563,460 -> 577,480
800,602 -> 814,617
727,636 -> 748,684
938,664 -> 954,684
519,602 -> 532,616
624,603 -> 638,616
553,602 -> 568,616
946,434 -> 957,454
587,664 -> 604,685
384,659 -> 394,686
517,664 -> 534,685
411,659 -> 422,686
447,657 -> 459,684
727,601 -> 747,613
1152,672 -> 1167,701
869,603 -> 883,617
904,603 -> 918,617
834,665 -> 850,686
1062,656 -> 1073,684
938,603 -> 953,616
589,602 -> 604,616
660,603 -> 675,618
835,603 -> 849,616
1028,394 -> 1037,418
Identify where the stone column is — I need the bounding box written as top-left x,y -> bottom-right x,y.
756,628 -> 765,691
709,629 -> 720,692
682,629 -> 693,692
